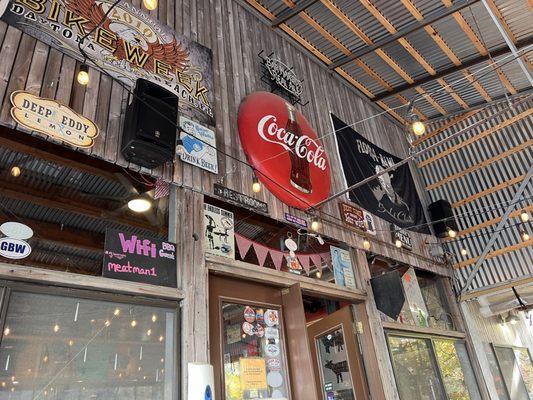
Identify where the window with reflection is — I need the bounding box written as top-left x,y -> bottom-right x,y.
0,291 -> 177,399
388,334 -> 481,400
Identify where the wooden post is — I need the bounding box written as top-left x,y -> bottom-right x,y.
353,248 -> 400,400
177,187 -> 209,399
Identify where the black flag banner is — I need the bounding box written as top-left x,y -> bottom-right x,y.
332,114 -> 429,234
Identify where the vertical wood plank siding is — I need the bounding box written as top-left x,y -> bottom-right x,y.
0,0 -> 443,271
417,97 -> 533,292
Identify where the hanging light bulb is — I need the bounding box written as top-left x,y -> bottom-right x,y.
362,239 -> 371,251
316,270 -> 322,279
130,320 -> 137,328
151,314 -> 157,323
460,248 -> 468,256
408,114 -> 426,136
143,0 -> 157,10
447,227 -> 457,238
10,166 -> 21,177
3,327 -> 10,336
53,324 -> 60,333
395,239 -> 402,248
520,210 -> 530,223
310,217 -> 321,231
521,230 -> 530,241
113,308 -> 121,316
252,175 -> 261,193
77,64 -> 89,85
128,198 -> 151,213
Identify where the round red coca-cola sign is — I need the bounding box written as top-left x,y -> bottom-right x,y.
238,92 -> 331,210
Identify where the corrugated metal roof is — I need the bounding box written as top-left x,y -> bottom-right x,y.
248,0 -> 533,120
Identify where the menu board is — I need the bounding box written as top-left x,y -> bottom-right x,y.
102,229 -> 177,287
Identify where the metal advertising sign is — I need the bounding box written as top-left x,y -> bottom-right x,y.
177,116 -> 218,173
284,213 -> 307,229
339,202 -> 376,235
204,203 -> 235,259
0,237 -> 31,259
213,184 -> 268,214
391,224 -> 413,251
0,0 -> 215,125
10,91 -> 99,148
238,92 -> 330,210
102,229 -> 177,287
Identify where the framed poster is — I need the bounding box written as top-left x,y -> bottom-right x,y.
102,229 -> 177,287
330,246 -> 355,289
177,117 -> 218,173
204,204 -> 235,259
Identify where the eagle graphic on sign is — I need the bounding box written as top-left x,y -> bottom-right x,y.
65,0 -> 190,74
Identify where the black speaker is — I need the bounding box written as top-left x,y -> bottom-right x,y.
121,79 -> 178,169
370,270 -> 405,320
428,199 -> 459,238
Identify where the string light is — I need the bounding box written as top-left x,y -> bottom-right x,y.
395,239 -> 402,248
316,270 -> 322,279
520,210 -> 530,223
146,329 -> 152,336
53,324 -> 60,333
159,335 -> 164,342
310,217 -> 321,231
130,320 -> 137,328
77,64 -> 89,85
521,230 -> 530,241
104,320 -> 111,327
114,308 -> 121,316
143,0 -> 157,10
252,175 -> 261,193
151,314 -> 157,323
128,198 -> 151,213
362,239 -> 371,251
10,166 -> 21,177
447,227 -> 457,238
3,327 -> 10,336
460,248 -> 468,256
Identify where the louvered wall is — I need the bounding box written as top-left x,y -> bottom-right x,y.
416,95 -> 533,293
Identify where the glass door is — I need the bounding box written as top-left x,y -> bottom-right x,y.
307,306 -> 369,400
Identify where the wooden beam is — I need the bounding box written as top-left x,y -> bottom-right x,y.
426,139 -> 533,190
0,261 -> 184,299
412,109 -> 480,145
271,0 -> 320,26
449,204 -> 533,239
417,107 -> 533,167
451,175 -> 525,208
0,133 -> 119,183
0,180 -> 163,234
206,254 -> 367,302
0,215 -> 104,252
460,275 -> 533,301
455,238 -> 533,269
382,321 -> 466,338
462,69 -> 493,102
438,78 -> 469,109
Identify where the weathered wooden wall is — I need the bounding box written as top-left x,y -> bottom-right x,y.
0,0 -> 444,272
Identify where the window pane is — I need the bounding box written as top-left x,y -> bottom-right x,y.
514,348 -> 533,398
434,339 -> 481,400
484,343 -> 510,400
494,347 -> 529,400
388,336 -> 445,400
221,303 -> 290,400
316,328 -> 356,400
0,291 -> 176,399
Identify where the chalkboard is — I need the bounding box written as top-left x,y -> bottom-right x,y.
102,229 -> 177,288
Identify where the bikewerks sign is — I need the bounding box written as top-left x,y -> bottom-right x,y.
10,91 -> 99,148
0,0 -> 215,125
238,92 -> 331,210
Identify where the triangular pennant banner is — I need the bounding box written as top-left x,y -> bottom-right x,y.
270,250 -> 285,271
235,234 -> 253,259
320,252 -> 332,269
253,243 -> 270,267
310,254 -> 323,273
297,254 -> 311,275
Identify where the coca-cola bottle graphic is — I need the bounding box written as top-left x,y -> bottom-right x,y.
286,104 -> 312,194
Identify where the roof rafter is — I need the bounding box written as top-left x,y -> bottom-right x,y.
455,238 -> 533,269
451,174 -> 525,208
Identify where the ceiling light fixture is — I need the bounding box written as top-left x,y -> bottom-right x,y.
128,198 -> 152,213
